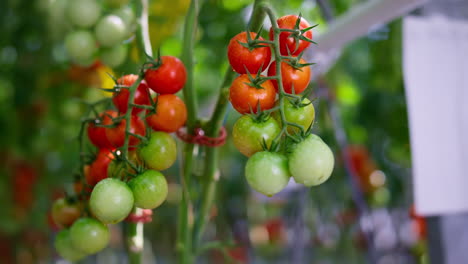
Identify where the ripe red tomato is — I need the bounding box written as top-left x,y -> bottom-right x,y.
105,115 -> 146,149
227,31 -> 271,74
146,94 -> 187,133
145,56 -> 187,94
112,74 -> 151,114
86,150 -> 114,186
87,110 -> 117,149
229,74 -> 276,114
267,59 -> 311,94
269,15 -> 313,56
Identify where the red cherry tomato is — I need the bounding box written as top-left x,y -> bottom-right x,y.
227,31 -> 271,74
105,115 -> 146,149
229,74 -> 276,114
146,94 -> 187,133
267,59 -> 311,94
86,150 -> 114,186
112,74 -> 151,114
145,56 -> 187,94
269,15 -> 313,56
87,110 -> 117,149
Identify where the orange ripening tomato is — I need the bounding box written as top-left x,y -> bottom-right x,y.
227,31 -> 271,74
229,74 -> 276,114
146,94 -> 187,133
267,59 -> 311,94
269,15 -> 313,56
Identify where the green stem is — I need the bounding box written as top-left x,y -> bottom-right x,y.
191,0 -> 269,257
123,0 -> 153,263
177,0 -> 201,263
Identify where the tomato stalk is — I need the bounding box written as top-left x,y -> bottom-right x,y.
191,0 -> 269,260
123,0 -> 153,263
177,0 -> 201,263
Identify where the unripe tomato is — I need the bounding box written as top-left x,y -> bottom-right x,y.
232,115 -> 281,157
288,134 -> 334,186
227,31 -> 271,74
229,74 -> 276,114
86,150 -> 114,186
54,229 -> 87,262
245,151 -> 291,196
51,198 -> 81,229
145,56 -> 187,94
273,98 -> 315,133
69,218 -> 109,255
137,132 -> 177,170
267,59 -> 311,94
89,178 -> 134,224
269,15 -> 313,56
65,30 -> 97,62
87,110 -> 117,149
95,15 -> 127,47
112,74 -> 151,114
146,95 -> 187,133
66,0 -> 101,28
105,115 -> 146,149
129,170 -> 168,209
101,45 -> 128,68
107,153 -> 138,178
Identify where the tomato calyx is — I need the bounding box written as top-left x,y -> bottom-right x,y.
244,71 -> 276,90
281,14 -> 318,53
283,52 -> 315,70
237,27 -> 271,52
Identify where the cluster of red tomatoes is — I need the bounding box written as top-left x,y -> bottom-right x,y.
51,56 -> 188,262
63,0 -> 134,67
226,15 -> 334,196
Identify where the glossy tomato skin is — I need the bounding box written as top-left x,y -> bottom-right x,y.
146,95 -> 187,133
227,32 -> 271,74
105,115 -> 146,149
128,170 -> 168,209
51,198 -> 81,229
89,178 -> 134,224
273,98 -> 315,133
288,134 -> 334,186
137,132 -> 177,170
95,15 -> 127,47
87,110 -> 117,149
69,218 -> 109,254
245,151 -> 291,196
145,56 -> 187,94
112,74 -> 151,114
267,59 -> 311,94
232,115 -> 281,157
229,74 -> 276,114
269,15 -> 313,56
86,150 -> 114,186
55,229 -> 87,262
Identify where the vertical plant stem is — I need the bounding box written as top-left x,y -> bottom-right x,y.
177,0 -> 200,263
191,0 -> 269,257
124,0 -> 153,263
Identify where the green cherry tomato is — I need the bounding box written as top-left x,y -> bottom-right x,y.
89,178 -> 134,224
95,15 -> 127,47
65,30 -> 97,62
137,132 -> 176,171
113,6 -> 135,35
69,218 -> 109,255
66,0 -> 101,28
55,229 -> 87,262
288,134 -> 334,186
129,170 -> 168,209
273,98 -> 315,133
101,45 -> 128,68
233,115 -> 281,157
245,151 -> 291,196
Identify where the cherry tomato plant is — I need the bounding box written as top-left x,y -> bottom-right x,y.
50,0 -> 335,264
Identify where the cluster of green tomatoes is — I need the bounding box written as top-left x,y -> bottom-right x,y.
63,0 -> 134,67
227,14 -> 335,196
